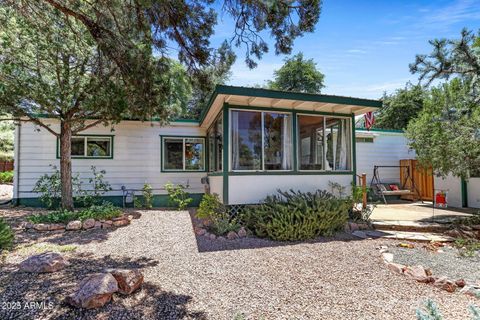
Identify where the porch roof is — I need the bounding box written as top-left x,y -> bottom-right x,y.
200,85 -> 382,128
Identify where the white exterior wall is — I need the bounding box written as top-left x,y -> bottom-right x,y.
228,174 -> 352,205
356,130 -> 415,184
467,178 -> 480,209
208,176 -> 224,202
14,120 -> 207,200
433,174 -> 462,208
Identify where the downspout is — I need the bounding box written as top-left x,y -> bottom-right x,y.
461,178 -> 468,208
13,122 -> 21,205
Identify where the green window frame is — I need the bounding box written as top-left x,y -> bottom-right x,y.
160,136 -> 206,172
56,135 -> 114,159
356,137 -> 374,143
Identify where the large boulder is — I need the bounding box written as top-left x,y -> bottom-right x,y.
109,269 -> 144,295
20,252 -> 68,273
66,273 -> 118,309
404,265 -> 430,283
66,220 -> 82,231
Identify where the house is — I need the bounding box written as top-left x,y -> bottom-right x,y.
13,85 -> 383,207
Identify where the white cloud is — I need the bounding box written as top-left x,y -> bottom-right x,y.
347,49 -> 367,54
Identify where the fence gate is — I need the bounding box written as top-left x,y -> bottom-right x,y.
399,159 -> 434,201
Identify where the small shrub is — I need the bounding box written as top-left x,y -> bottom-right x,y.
197,193 -> 239,235
28,201 -> 122,224
0,217 -> 14,250
416,299 -> 480,320
241,189 -> 350,241
165,182 -> 192,210
142,184 -> 154,209
453,238 -> 480,257
0,171 -> 13,184
78,166 -> 112,206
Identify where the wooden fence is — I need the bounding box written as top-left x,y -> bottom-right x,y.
0,161 -> 14,172
400,159 -> 434,201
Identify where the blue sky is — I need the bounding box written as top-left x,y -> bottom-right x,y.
209,0 -> 480,99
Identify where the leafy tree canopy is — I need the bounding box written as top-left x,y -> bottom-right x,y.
408,29 -> 480,178
268,53 -> 325,93
375,82 -> 427,130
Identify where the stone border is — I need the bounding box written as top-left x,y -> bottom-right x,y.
192,217 -> 248,241
378,245 -> 480,298
21,212 -> 142,233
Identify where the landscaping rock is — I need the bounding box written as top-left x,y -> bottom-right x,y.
238,227 -> 247,238
404,265 -> 429,283
129,212 -> 142,219
227,231 -> 238,240
209,233 -> 217,240
22,222 -> 33,230
48,223 -> 65,231
94,221 -> 102,229
386,263 -> 405,275
20,252 -> 68,273
218,236 -> 226,241
433,277 -> 457,293
82,219 -> 95,230
357,223 -> 369,230
101,220 -> 113,229
66,220 -> 82,231
348,222 -> 359,232
455,279 -> 466,288
194,227 -> 206,236
113,219 -> 130,227
352,230 -> 367,239
344,223 -> 351,233
460,285 -> 480,297
109,269 -> 143,295
381,252 -> 394,263
112,216 -> 125,222
66,273 -> 118,309
33,223 -> 49,232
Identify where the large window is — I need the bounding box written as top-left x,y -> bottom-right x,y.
207,113 -> 223,172
298,115 -> 351,171
231,110 -> 292,171
162,137 -> 205,171
58,135 -> 113,159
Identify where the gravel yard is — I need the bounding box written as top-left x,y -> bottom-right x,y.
391,245 -> 480,283
0,208 -> 478,319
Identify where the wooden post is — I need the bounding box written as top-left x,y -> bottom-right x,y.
361,173 -> 367,209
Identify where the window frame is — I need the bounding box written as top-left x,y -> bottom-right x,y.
206,112 -> 223,173
160,135 -> 207,172
229,108 -> 294,172
296,113 -> 353,172
56,135 -> 114,159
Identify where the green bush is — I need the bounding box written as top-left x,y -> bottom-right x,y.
28,201 -> 122,224
135,184 -> 153,209
0,171 -> 13,184
165,182 -> 192,210
196,193 -> 239,235
416,299 -> 479,320
0,217 -> 14,250
241,189 -> 350,241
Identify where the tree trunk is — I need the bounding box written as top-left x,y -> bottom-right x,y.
60,120 -> 74,211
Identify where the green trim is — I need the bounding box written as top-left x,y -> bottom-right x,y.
207,172 -> 223,177
172,119 -> 200,124
292,111 -> 298,171
56,135 -> 114,159
200,85 -> 382,124
461,178 -> 468,208
351,115 -> 357,187
15,193 -> 204,208
222,103 -> 229,204
228,171 -> 354,176
160,135 -> 207,173
356,128 -> 404,133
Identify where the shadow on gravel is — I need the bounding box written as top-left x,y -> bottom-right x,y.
0,253 -> 206,320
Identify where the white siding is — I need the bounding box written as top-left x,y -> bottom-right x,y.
228,174 -> 352,205
356,130 -> 415,184
433,174 -> 462,208
14,120 -> 207,199
208,176 -> 223,202
467,178 -> 480,209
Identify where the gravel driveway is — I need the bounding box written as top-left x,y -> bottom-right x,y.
0,209 -> 478,319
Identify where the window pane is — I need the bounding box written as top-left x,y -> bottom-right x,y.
231,111 -> 262,170
87,137 -> 111,157
71,137 -> 85,156
215,114 -> 223,171
326,118 -> 351,171
298,115 -> 325,170
164,138 -> 183,170
264,112 -> 292,170
185,138 -> 204,171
